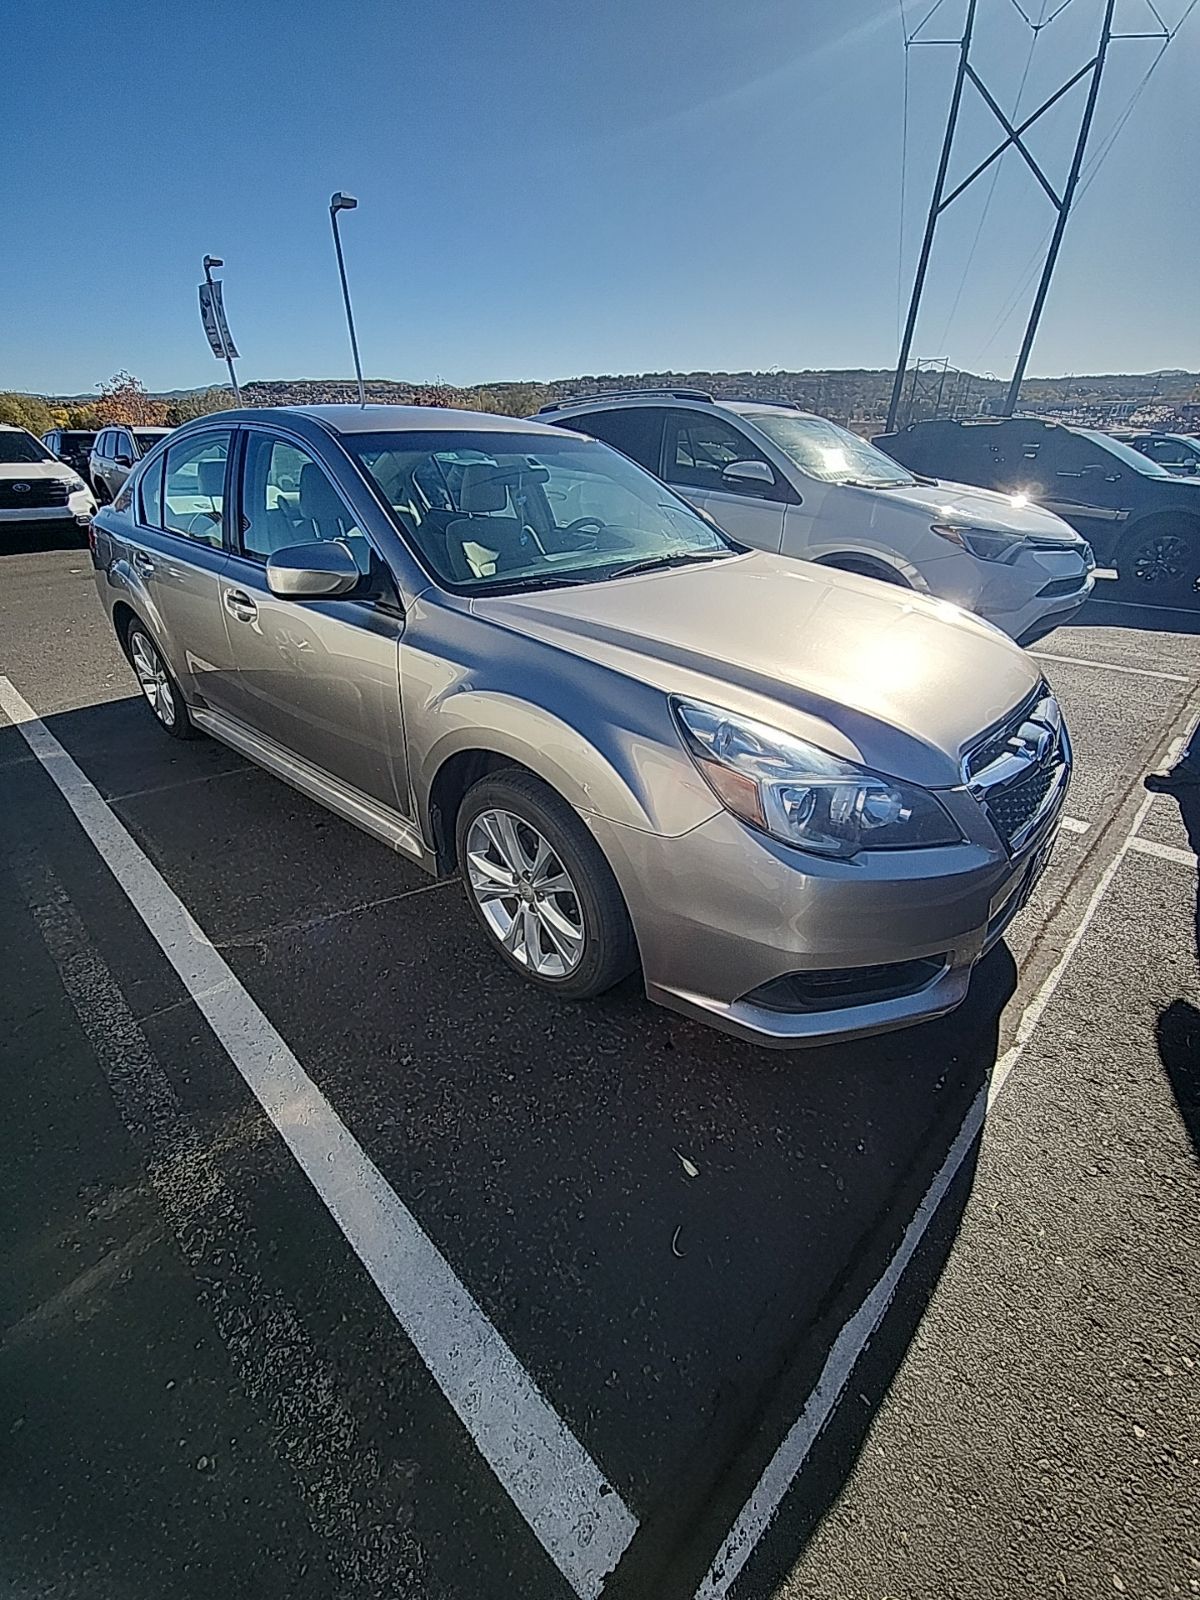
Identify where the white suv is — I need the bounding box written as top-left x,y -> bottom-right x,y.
540,391 -> 1095,644
0,425 -> 96,541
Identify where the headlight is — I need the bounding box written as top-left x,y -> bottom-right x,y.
673,699 -> 962,859
64,475 -> 89,494
931,522 -> 1027,563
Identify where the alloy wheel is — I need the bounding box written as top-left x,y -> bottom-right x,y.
1131,533 -> 1189,587
465,808 -> 585,977
130,631 -> 177,729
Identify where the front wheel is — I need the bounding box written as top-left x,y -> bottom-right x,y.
126,622 -> 201,740
456,769 -> 637,1000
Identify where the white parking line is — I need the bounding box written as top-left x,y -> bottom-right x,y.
1030,650 -> 1190,683
1126,836 -> 1197,869
1060,815 -> 1090,835
0,676 -> 636,1600
693,785 -> 1160,1600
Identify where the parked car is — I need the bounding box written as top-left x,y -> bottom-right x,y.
90,424 -> 173,503
874,417 -> 1200,600
42,427 -> 98,478
537,391 -> 1093,646
90,405 -> 1070,1049
1,424 -> 96,541
1110,430 -> 1200,477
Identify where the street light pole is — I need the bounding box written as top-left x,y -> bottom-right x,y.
329,192 -> 366,407
202,256 -> 242,404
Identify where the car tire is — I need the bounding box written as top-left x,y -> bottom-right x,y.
456,768 -> 637,1000
125,621 -> 202,740
1117,522 -> 1199,603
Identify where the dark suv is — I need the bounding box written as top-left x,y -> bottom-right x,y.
874,417 -> 1200,600
43,428 -> 98,478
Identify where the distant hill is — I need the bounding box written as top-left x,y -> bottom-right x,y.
34,366 -> 1200,428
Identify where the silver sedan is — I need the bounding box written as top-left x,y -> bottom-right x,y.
89,405 -> 1070,1048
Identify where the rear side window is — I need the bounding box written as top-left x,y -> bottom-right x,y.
159,430 -> 231,547
557,407 -> 664,472
139,455 -> 165,526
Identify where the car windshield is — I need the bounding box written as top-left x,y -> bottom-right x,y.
132,430 -> 167,452
345,430 -> 737,592
1076,429 -> 1171,477
746,411 -> 915,487
0,430 -> 54,464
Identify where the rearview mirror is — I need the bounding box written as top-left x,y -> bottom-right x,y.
722,459 -> 775,491
266,541 -> 360,599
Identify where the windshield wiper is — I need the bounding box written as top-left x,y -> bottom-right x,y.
606,551 -> 731,580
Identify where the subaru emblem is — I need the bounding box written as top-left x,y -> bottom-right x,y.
12,482 -> 29,494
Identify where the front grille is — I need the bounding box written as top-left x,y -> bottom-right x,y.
1037,575 -> 1088,598
987,763 -> 1054,842
964,682 -> 1069,854
0,479 -> 70,508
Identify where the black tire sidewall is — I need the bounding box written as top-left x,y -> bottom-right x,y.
456,770 -> 636,1000
1119,524 -> 1199,602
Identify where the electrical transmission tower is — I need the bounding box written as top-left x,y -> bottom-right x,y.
887,0 -> 1183,431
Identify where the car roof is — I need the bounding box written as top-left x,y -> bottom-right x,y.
544,393 -> 826,423
207,403 -> 568,439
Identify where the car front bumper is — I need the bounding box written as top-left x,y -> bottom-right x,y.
0,501 -> 94,530
587,783 -> 1064,1049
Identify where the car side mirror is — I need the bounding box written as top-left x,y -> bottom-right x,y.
266,540 -> 361,599
721,459 -> 775,493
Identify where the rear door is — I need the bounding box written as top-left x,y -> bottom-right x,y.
659,408 -> 786,550
131,426 -> 239,713
553,406 -> 665,474
1021,431 -> 1130,554
217,427 -> 409,813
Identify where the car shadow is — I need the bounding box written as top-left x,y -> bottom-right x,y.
3,694 -> 1019,1600
1071,593 -> 1200,635
0,522 -> 90,556
1153,786 -> 1200,1162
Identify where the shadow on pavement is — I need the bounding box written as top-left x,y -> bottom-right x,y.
1073,594 -> 1200,635
3,694 -> 1020,1600
1154,787 -> 1200,1162
0,523 -> 90,556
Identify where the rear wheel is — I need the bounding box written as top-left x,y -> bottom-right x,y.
456,769 -> 637,1000
1118,523 -> 1199,603
126,622 -> 201,740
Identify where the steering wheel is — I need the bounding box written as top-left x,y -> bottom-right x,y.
561,516 -> 605,539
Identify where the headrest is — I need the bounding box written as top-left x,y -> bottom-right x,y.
457,463 -> 510,515
196,458 -> 225,498
299,461 -> 345,521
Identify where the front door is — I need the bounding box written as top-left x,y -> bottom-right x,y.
659,408 -> 786,551
217,429 -> 409,815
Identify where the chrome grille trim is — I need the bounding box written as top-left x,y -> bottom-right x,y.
962,681 -> 1070,855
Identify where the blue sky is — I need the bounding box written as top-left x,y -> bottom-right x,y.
2,0 -> 1196,394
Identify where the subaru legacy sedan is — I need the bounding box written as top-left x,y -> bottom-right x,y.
89,406 -> 1070,1048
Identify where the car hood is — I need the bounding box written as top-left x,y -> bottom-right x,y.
878,477 -> 1083,540
0,461 -> 77,482
474,553 -> 1043,789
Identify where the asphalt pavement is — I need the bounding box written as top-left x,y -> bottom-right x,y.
2,539 -> 1197,1600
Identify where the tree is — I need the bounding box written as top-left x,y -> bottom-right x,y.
93,371 -> 168,426
164,388 -> 234,425
0,393 -> 54,435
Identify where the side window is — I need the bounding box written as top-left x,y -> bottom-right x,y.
113,430 -> 132,462
240,434 -> 372,577
1146,438 -> 1186,464
663,410 -> 777,496
139,454 -> 165,526
95,431 -> 109,459
559,408 -> 664,471
161,430 -> 231,547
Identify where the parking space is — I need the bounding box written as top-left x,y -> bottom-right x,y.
3,543 -> 1198,1600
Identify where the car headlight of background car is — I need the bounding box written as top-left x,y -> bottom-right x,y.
930,522 -> 1031,563
672,699 -> 962,859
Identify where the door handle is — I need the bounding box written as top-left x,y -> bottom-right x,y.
224,588 -> 258,623
132,550 -> 155,575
